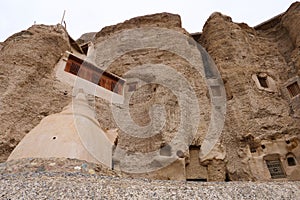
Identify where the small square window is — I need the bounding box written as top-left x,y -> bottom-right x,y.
287,82 -> 300,98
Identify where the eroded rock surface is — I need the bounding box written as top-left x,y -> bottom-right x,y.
0,25 -> 73,162
1,3 -> 300,182
198,3 -> 300,180
94,12 -> 184,41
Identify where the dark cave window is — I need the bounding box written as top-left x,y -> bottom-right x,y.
250,147 -> 256,153
257,76 -> 268,88
287,157 -> 296,166
80,43 -> 89,55
287,82 -> 300,98
225,172 -> 231,182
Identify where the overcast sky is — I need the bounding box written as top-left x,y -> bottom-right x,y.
0,0 -> 296,41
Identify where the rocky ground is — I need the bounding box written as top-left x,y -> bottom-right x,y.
0,158 -> 299,199
1,172 -> 299,199
0,158 -> 119,177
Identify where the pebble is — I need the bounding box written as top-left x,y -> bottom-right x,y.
30,162 -> 38,166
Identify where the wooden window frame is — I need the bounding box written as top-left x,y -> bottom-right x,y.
287,82 -> 300,98
64,53 -> 125,95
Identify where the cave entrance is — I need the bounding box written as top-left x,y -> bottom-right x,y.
185,145 -> 208,181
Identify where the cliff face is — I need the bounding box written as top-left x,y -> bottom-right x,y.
281,3 -> 300,73
0,25 -> 73,162
87,13 -> 213,180
1,3 -> 300,181
199,2 -> 300,180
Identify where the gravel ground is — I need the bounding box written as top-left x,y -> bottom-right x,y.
1,172 -> 300,200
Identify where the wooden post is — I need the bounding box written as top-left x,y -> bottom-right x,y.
61,10 -> 66,25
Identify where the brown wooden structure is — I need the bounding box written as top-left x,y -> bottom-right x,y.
64,54 -> 125,95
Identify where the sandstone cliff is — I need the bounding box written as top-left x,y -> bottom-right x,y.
1,3 -> 300,182
198,2 -> 300,180
0,25 -> 73,161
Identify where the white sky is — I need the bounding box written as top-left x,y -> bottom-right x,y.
0,0 -> 296,41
